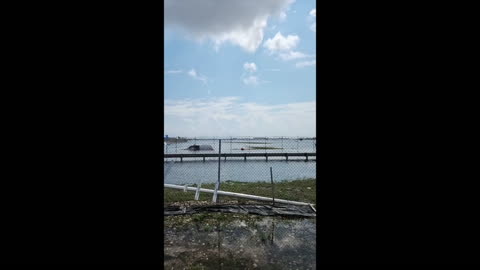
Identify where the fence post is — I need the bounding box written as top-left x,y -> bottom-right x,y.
265,137 -> 267,154
270,167 -> 275,206
213,139 -> 222,203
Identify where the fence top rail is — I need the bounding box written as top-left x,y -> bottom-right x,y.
164,137 -> 316,140
164,152 -> 316,158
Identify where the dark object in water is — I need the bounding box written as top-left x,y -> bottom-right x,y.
186,144 -> 214,151
241,148 -> 245,151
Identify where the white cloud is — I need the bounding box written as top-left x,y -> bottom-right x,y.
263,32 -> 300,52
164,96 -> 316,137
165,69 -> 183,74
243,75 -> 259,86
165,0 -> 295,52
187,69 -> 197,77
278,51 -> 309,61
263,32 -> 314,62
243,62 -> 257,73
242,63 -> 267,85
309,8 -> 316,32
188,69 -> 208,84
295,60 -> 316,68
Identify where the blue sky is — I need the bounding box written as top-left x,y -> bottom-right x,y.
165,0 -> 316,137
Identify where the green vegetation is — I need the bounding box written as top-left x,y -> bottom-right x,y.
164,178 -> 316,205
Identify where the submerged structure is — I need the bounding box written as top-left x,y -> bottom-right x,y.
186,144 -> 214,151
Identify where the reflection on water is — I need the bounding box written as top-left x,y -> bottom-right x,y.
164,215 -> 316,269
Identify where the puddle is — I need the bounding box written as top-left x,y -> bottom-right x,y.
164,213 -> 316,269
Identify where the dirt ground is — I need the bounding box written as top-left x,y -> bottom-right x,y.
164,212 -> 316,269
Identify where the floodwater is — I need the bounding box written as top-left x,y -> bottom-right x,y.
164,138 -> 316,155
164,214 -> 316,269
164,139 -> 316,185
164,160 -> 316,185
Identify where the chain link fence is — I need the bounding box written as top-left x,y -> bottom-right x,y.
164,137 -> 316,208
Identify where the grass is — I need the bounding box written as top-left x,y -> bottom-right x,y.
164,178 -> 316,205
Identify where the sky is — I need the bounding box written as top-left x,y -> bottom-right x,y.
164,0 -> 316,137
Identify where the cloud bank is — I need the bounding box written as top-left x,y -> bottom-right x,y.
164,97 -> 316,137
164,0 -> 295,52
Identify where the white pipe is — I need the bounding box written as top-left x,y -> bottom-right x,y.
194,183 -> 202,200
165,183 -> 312,206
